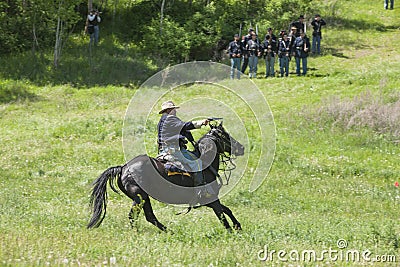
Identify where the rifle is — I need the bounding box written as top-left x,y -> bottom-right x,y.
239,22 -> 242,38
207,117 -> 223,122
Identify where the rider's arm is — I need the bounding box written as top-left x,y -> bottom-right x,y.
167,116 -> 208,130
166,116 -> 195,132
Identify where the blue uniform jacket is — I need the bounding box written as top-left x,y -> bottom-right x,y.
278,39 -> 291,57
293,36 -> 311,58
311,19 -> 326,37
228,40 -> 242,58
157,113 -> 195,150
246,39 -> 261,56
262,39 -> 276,58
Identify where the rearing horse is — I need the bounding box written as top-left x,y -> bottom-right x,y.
87,122 -> 245,231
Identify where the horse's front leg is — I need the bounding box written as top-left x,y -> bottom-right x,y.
221,204 -> 242,230
207,201 -> 231,230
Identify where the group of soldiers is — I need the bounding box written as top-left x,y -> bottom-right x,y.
227,14 -> 327,79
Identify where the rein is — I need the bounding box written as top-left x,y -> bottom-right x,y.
203,130 -> 237,186
219,152 -> 236,185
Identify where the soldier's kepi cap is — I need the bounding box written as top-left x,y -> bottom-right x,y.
234,34 -> 239,37
299,15 -> 304,19
159,100 -> 180,114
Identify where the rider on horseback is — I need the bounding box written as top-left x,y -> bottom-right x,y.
157,100 -> 211,197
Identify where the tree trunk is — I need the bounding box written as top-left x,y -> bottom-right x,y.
54,16 -> 61,67
160,0 -> 166,36
113,0 -> 119,31
54,0 -> 63,68
32,22 -> 39,54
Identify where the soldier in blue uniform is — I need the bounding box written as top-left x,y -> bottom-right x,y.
267,27 -> 277,44
293,30 -> 311,76
311,14 -> 326,55
246,33 -> 261,78
290,15 -> 305,38
288,26 -> 297,50
228,34 -> 242,79
262,34 -> 276,78
241,28 -> 255,73
278,33 -> 291,77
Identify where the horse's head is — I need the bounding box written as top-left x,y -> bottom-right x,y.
208,122 -> 245,156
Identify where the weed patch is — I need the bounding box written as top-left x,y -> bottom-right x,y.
301,90 -> 400,142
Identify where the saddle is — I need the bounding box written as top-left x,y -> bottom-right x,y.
155,154 -> 191,177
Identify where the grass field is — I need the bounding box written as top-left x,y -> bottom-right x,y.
1,0 -> 400,266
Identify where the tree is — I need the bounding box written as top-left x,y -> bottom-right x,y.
160,0 -> 166,35
52,0 -> 81,67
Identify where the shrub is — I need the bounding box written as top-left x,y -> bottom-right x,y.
302,91 -> 400,140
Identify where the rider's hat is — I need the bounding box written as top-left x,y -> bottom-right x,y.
159,100 -> 180,114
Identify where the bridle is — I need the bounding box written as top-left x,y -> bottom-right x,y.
206,127 -> 238,185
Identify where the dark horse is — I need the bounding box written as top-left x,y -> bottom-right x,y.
87,122 -> 245,231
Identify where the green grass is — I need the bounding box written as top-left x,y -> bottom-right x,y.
0,34 -> 158,87
1,0 -> 400,266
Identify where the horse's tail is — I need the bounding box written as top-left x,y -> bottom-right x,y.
87,165 -> 122,229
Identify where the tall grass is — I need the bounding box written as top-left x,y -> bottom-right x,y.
300,90 -> 400,141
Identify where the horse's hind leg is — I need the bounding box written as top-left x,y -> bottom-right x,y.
128,194 -> 144,229
221,204 -> 242,230
142,197 -> 167,232
120,181 -> 167,232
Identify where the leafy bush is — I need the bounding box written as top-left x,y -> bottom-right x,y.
143,17 -> 191,63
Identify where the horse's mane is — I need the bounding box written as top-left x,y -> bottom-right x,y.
195,127 -> 220,157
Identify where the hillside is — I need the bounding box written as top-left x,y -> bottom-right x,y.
1,0 -> 400,266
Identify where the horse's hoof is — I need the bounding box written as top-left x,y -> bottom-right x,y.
234,224 -> 242,231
